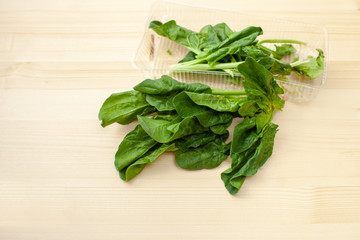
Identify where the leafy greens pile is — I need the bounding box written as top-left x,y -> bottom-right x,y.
99,57 -> 285,195
149,20 -> 324,81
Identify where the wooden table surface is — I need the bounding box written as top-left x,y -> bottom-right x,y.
1,0 -> 360,239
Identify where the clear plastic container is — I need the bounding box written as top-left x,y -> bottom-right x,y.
133,1 -> 328,103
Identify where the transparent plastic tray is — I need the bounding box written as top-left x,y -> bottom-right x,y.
133,1 -> 328,103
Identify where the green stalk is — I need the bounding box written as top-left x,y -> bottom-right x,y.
211,88 -> 246,95
171,62 -> 243,71
171,58 -> 205,67
256,44 -> 274,55
259,39 -> 307,45
290,59 -> 310,67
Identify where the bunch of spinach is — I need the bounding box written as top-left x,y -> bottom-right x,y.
99,57 -> 285,195
149,20 -> 324,81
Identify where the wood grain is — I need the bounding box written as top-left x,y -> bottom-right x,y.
0,0 -> 360,239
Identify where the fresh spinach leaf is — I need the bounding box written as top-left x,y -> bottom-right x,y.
149,20 -> 206,55
120,143 -> 176,181
99,90 -> 155,127
145,91 -> 178,111
115,124 -> 158,172
195,110 -> 233,128
270,59 -> 292,75
172,91 -> 209,117
291,49 -> 324,79
198,26 -> 263,58
230,117 -> 260,158
221,122 -> 278,195
255,111 -> 273,134
237,57 -> 285,112
257,56 -> 276,69
174,132 -> 216,152
185,91 -> 244,112
200,24 -> 221,48
178,51 -> 197,63
174,131 -> 229,152
239,45 -> 270,60
172,92 -> 234,127
210,120 -> 232,135
137,115 -> 207,143
272,43 -> 296,60
175,136 -> 230,170
233,122 -> 278,177
238,100 -> 260,117
213,23 -> 233,41
134,75 -> 211,95
221,117 -> 260,195
204,27 -> 263,66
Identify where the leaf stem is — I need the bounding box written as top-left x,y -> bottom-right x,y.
172,58 -> 205,67
290,59 -> 311,67
256,44 -> 274,55
259,39 -> 307,45
171,62 -> 243,71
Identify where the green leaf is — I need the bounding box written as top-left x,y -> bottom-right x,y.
199,26 -> 263,58
272,44 -> 296,60
222,175 -> 246,195
205,27 -> 263,66
204,27 -> 262,62
134,75 -> 211,95
195,110 -> 233,128
174,131 -> 229,152
119,143 -> 175,181
255,56 -> 292,75
239,45 -> 270,60
222,120 -> 278,195
149,20 -> 206,54
99,90 -> 155,127
291,49 -> 324,79
237,46 -> 293,75
174,132 -> 217,152
200,24 -> 221,47
213,23 -> 233,41
172,92 -> 234,127
255,111 -> 273,133
137,115 -> 207,143
184,91 -> 244,112
257,56 -> 275,69
145,92 -> 178,111
270,59 -> 292,75
232,123 -> 278,177
114,125 -> 157,173
230,117 -> 259,159
175,137 -> 230,170
238,100 -> 260,117
172,92 -> 209,118
178,51 -> 197,63
210,121 -> 232,135
237,57 -> 285,111
220,117 -> 259,194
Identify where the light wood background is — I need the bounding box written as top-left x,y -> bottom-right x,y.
1,0 -> 360,239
